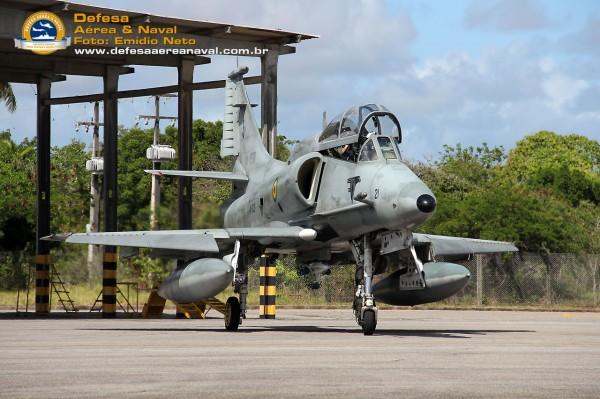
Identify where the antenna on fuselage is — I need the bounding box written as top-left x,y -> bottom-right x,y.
322,111 -> 327,129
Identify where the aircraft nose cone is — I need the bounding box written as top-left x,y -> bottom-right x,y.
416,194 -> 436,213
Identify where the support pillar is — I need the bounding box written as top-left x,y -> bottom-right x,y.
175,57 -> 194,318
261,47 -> 279,158
259,255 -> 276,319
102,66 -> 119,318
177,57 -> 194,233
35,76 -> 51,314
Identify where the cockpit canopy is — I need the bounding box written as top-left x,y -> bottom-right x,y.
317,104 -> 401,151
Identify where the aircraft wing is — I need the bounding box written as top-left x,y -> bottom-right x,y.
43,227 -> 317,253
413,233 -> 518,256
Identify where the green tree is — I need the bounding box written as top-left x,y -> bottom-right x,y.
436,142 -> 506,186
410,161 -> 473,195
0,81 -> 16,113
506,131 -> 600,205
420,183 -> 586,253
0,132 -> 35,288
190,119 -> 233,211
50,140 -> 90,233
276,135 -> 297,162
115,120 -> 231,231
0,131 -> 36,250
417,135 -> 598,253
118,127 -> 153,231
117,127 -> 177,231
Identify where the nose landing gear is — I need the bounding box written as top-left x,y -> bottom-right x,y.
351,234 -> 378,335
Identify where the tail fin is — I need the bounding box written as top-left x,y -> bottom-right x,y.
221,66 -> 272,172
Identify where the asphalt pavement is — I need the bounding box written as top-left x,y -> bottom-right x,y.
1,309 -> 598,398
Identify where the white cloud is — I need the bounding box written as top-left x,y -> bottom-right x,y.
367,43 -> 598,157
1,0 -> 598,160
539,57 -> 556,73
542,74 -> 589,112
560,17 -> 600,56
464,0 -> 549,31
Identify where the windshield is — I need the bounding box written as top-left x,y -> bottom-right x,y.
393,137 -> 402,159
318,104 -> 400,144
340,107 -> 359,137
378,136 -> 398,160
319,113 -> 342,142
361,114 -> 400,137
358,139 -> 379,162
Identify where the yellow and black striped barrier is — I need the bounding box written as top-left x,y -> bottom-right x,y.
102,251 -> 117,318
259,255 -> 276,319
35,254 -> 51,314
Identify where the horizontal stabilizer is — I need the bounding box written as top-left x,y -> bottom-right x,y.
145,170 -> 248,182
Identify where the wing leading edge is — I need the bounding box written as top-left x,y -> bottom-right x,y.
43,227 -> 317,253
413,233 -> 518,257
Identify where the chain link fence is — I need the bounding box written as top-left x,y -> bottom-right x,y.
248,253 -> 600,308
2,251 -> 599,309
454,252 -> 600,307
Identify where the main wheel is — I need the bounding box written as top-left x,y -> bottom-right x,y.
362,309 -> 377,336
224,296 -> 241,331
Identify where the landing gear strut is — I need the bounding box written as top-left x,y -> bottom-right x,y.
225,241 -> 248,331
351,234 -> 378,335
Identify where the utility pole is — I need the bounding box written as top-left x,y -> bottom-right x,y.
137,94 -> 177,230
77,102 -> 103,281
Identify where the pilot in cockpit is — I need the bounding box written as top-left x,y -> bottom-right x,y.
336,143 -> 357,161
317,104 -> 401,163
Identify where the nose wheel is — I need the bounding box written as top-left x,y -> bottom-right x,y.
361,309 -> 377,335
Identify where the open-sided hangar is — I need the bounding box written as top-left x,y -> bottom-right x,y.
0,0 -> 317,316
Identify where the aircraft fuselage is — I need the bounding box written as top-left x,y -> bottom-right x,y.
223,149 -> 435,244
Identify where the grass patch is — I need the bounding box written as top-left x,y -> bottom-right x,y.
2,283 -> 598,312
3,284 -> 103,311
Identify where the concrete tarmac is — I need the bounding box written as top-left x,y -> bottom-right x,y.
0,309 -> 599,399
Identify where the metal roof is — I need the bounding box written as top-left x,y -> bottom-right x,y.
1,0 -> 319,44
0,0 -> 318,80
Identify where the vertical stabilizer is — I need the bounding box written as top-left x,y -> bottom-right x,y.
221,66 -> 272,172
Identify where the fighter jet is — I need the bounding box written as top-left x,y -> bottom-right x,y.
45,66 -> 517,335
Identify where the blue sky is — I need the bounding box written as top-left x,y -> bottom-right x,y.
401,0 -> 595,57
1,0 -> 599,160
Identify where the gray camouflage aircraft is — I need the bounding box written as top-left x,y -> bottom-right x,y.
46,66 -> 518,335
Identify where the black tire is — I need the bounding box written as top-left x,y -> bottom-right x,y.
362,310 -> 376,336
225,296 -> 241,331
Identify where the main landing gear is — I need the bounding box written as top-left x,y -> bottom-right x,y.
224,241 -> 249,331
351,234 -> 378,335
